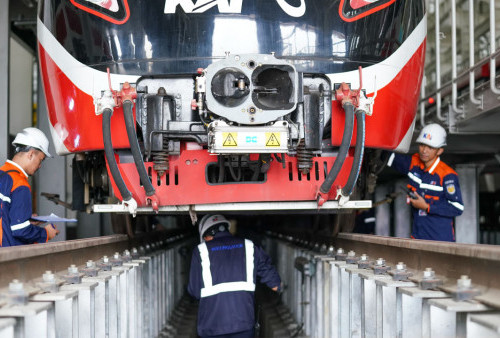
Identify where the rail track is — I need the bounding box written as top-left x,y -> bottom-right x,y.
0,231 -> 499,337
0,231 -> 195,337
265,233 -> 500,337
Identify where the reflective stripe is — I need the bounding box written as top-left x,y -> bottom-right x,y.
0,192 -> 11,203
420,183 -> 443,191
201,281 -> 255,297
408,172 -> 422,184
448,200 -> 464,211
198,242 -> 213,289
387,153 -> 395,167
364,217 -> 376,223
428,157 -> 440,174
408,172 -> 443,191
199,239 -> 255,298
244,239 -> 254,286
11,220 -> 30,231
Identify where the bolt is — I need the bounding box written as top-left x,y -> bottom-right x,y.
68,264 -> 79,274
423,268 -> 435,279
337,248 -> 344,254
327,246 -> 335,256
103,256 -> 109,263
376,258 -> 385,266
360,254 -> 368,261
43,271 -> 55,282
457,275 -> 471,289
9,279 -> 23,292
348,251 -> 356,257
114,252 -> 120,259
396,262 -> 406,271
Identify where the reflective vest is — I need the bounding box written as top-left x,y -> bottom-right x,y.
198,239 -> 255,298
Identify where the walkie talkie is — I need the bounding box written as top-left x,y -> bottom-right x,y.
401,186 -> 418,199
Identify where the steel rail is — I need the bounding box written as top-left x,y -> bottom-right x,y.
0,235 -> 129,288
268,232 -> 500,337
0,232 -> 194,338
335,233 -> 500,294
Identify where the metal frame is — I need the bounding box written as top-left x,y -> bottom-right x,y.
92,200 -> 372,214
0,0 -> 9,163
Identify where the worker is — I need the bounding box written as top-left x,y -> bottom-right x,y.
188,214 -> 281,338
387,124 -> 464,241
0,127 -> 59,247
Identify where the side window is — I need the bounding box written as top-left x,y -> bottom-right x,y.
70,0 -> 129,24
339,0 -> 396,22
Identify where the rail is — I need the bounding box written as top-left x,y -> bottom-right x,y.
0,233 -> 194,337
266,232 -> 500,337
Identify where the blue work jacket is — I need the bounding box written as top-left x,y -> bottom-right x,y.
1,161 -> 48,247
188,231 -> 281,337
388,153 -> 464,241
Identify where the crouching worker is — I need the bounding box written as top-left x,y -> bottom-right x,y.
188,214 -> 281,338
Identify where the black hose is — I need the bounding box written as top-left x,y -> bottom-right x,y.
228,156 -> 242,182
319,102 -> 355,194
341,110 -> 365,196
218,155 -> 225,183
103,108 -> 132,201
123,100 -> 155,197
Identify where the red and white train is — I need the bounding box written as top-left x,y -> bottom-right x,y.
37,0 -> 426,214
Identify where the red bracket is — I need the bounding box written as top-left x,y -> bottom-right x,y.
316,187 -> 329,207
147,194 -> 160,213
107,68 -> 137,106
335,66 -> 363,107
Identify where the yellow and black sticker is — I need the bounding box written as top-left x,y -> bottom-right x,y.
222,132 -> 238,147
265,132 -> 281,147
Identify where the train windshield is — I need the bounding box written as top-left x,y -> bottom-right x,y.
41,0 -> 423,75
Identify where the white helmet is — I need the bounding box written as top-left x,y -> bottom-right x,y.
198,214 -> 231,242
12,127 -> 52,158
416,123 -> 446,148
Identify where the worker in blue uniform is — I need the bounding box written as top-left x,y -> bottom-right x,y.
388,124 -> 464,241
188,214 -> 281,338
0,128 -> 59,247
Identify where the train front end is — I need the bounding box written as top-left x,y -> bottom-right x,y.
37,0 -> 426,214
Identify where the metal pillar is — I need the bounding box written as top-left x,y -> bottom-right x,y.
455,165 -> 479,244
0,0 -> 9,163
375,184 -> 391,236
394,179 -> 412,238
36,80 -> 67,241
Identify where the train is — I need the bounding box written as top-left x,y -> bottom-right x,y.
37,0 -> 426,215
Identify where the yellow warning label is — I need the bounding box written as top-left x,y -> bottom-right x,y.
265,132 -> 281,147
223,132 -> 238,147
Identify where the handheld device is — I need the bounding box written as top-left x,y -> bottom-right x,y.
401,187 -> 418,199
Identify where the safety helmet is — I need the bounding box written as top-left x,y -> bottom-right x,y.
198,214 -> 231,242
12,127 -> 52,158
416,123 -> 447,148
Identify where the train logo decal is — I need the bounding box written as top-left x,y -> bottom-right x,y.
339,0 -> 396,22
164,0 -> 306,17
70,0 -> 130,24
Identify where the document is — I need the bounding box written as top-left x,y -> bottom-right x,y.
31,213 -> 77,223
